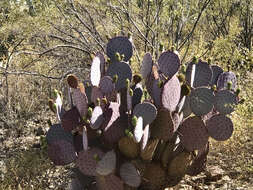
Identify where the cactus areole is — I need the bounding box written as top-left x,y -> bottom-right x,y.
45,36 -> 241,189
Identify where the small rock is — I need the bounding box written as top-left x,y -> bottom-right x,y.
205,165 -> 224,181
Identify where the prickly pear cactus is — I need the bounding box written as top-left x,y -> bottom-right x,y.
45,36 -> 242,189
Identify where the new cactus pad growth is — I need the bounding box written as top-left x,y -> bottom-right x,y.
45,36 -> 241,189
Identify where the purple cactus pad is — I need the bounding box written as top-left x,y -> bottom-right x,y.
106,36 -> 133,62
158,51 -> 180,80
206,114 -> 233,141
178,116 -> 208,151
161,75 -> 181,112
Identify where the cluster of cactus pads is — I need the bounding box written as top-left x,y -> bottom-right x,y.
46,36 -> 242,190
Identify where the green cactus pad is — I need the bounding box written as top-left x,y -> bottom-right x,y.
118,136 -> 139,159
189,87 -> 215,116
107,61 -> 132,91
48,139 -> 77,166
76,148 -> 104,176
211,65 -> 223,86
186,61 -> 213,87
72,87 -> 88,117
99,76 -> 115,94
120,162 -> 141,188
96,174 -> 124,190
46,124 -> 73,145
217,71 -> 237,91
214,90 -> 237,114
187,142 -> 209,176
141,52 -> 153,79
145,74 -> 161,107
161,75 -> 181,112
161,141 -> 176,168
151,109 -> 175,141
133,102 -> 157,127
96,150 -> 116,176
141,124 -> 150,150
206,114 -> 233,141
140,139 -> 159,161
106,36 -> 133,62
142,163 -> 166,190
178,116 -> 208,151
161,139 -> 184,168
61,107 -> 81,132
90,106 -> 104,130
168,151 -> 192,178
158,51 -> 180,79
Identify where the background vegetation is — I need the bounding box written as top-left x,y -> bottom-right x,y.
0,0 -> 252,189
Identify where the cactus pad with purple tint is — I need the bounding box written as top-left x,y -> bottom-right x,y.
106,36 -> 133,62
91,106 -> 104,130
161,75 -> 181,112
103,102 -> 126,145
141,52 -> 153,79
48,139 -> 77,166
189,87 -> 215,116
158,51 -> 180,79
91,86 -> 103,105
46,124 -> 73,145
76,148 -> 104,176
61,107 -> 81,132
182,96 -> 192,118
120,162 -> 141,188
178,116 -> 208,151
186,61 -> 212,87
99,76 -> 115,94
72,87 -> 88,118
107,61 -> 132,91
96,150 -> 116,176
206,114 -> 233,141
210,65 -> 223,86
214,90 -> 237,114
217,71 -> 237,90
133,102 -> 157,127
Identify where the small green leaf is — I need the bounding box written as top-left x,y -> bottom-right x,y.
132,116 -> 138,126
